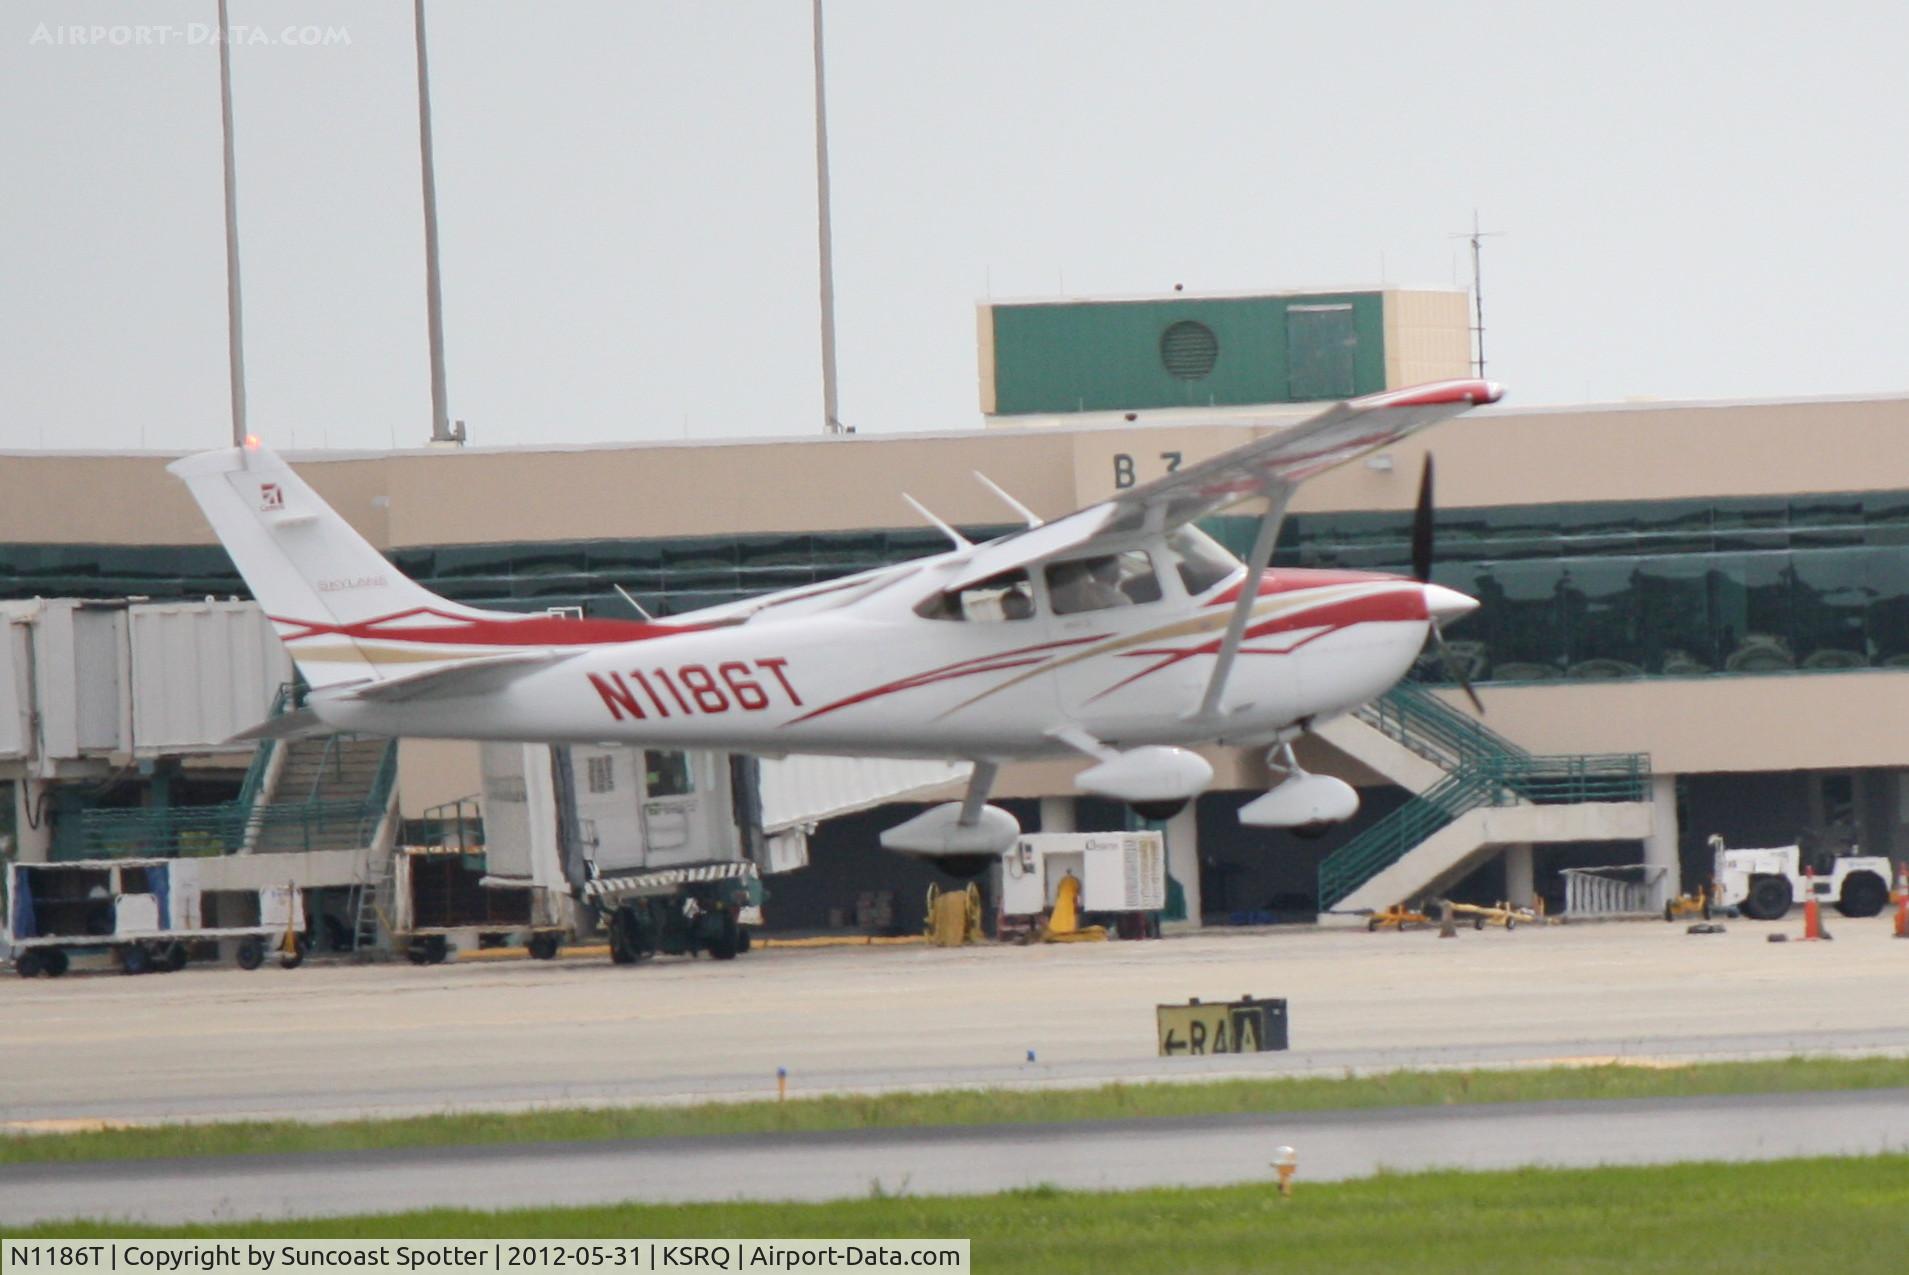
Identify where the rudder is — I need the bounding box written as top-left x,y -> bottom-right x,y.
169,441 -> 503,688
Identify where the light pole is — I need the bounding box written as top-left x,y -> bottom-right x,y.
216,0 -> 248,446
813,0 -> 843,435
414,0 -> 457,444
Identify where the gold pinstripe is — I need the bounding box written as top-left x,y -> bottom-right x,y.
941,581 -> 1413,715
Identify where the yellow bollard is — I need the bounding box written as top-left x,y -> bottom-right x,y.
1273,1145 -> 1298,1198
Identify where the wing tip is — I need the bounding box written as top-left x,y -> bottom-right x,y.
1359,378 -> 1505,410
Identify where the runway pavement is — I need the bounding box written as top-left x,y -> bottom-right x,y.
4,920 -> 1908,1128
4,1089 -> 1907,1226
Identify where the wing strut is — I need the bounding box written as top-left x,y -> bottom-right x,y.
958,760 -> 999,825
1194,486 -> 1292,721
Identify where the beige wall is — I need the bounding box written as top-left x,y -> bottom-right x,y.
396,739 -> 486,817
1381,288 -> 1473,389
13,393 -> 1909,782
1461,674 -> 1909,776
7,393 -> 1907,548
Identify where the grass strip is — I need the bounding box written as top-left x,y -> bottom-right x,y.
13,1155 -> 1909,1273
3,1054 -> 1905,1167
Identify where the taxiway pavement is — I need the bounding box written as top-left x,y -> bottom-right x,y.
5,921 -> 1909,1128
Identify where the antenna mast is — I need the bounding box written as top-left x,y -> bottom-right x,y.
1451,210 -> 1504,378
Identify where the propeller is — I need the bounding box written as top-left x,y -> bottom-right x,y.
1410,454 -> 1485,714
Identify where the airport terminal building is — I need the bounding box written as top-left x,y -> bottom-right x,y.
4,287 -> 1908,942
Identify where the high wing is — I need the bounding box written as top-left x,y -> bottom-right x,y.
950,378 -> 1501,589
1116,377 -> 1503,527
948,376 -> 1503,720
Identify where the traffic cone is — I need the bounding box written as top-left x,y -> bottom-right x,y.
1892,864 -> 1908,940
1801,868 -> 1826,942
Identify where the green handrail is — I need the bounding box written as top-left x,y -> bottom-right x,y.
55,736 -> 398,862
1317,744 -> 1650,911
1354,681 -> 1530,769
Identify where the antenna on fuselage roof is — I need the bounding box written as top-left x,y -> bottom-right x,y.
902,494 -> 973,550
973,472 -> 1042,528
612,583 -> 654,621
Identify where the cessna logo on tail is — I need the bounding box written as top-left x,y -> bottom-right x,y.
258,482 -> 284,511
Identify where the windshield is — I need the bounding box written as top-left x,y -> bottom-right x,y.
1164,526 -> 1240,596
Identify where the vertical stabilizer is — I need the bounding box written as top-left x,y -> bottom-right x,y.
168,441 -> 501,688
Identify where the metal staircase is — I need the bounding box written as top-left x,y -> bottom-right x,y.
56,684 -> 399,862
252,735 -> 396,853
1316,683 -> 1652,913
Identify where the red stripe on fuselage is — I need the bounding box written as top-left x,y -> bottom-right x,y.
1087,583 -> 1428,702
271,606 -> 708,647
783,634 -> 1109,725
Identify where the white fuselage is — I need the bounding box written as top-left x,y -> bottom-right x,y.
311,558 -> 1441,760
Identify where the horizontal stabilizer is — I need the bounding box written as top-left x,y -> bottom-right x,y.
333,650 -> 575,705
228,707 -> 334,744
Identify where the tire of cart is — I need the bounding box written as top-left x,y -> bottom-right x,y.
120,943 -> 153,976
235,936 -> 265,971
1834,872 -> 1889,918
706,912 -> 743,960
608,906 -> 651,966
406,934 -> 449,965
527,933 -> 561,961
1743,875 -> 1793,921
162,942 -> 189,972
15,949 -> 45,978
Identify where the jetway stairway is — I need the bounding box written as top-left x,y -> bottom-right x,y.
251,735 -> 396,853
55,686 -> 398,861
1312,683 -> 1655,918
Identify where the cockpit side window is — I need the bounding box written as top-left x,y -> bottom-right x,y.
1164,526 -> 1240,596
915,569 -> 1037,622
1046,550 -> 1161,614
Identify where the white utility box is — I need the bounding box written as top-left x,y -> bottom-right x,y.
1000,832 -> 1166,917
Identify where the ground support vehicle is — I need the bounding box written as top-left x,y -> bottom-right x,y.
1447,899 -> 1541,930
1362,904 -> 1434,932
1709,836 -> 1893,920
383,840 -> 572,966
5,858 -> 304,977
583,862 -> 761,963
1663,890 -> 1712,921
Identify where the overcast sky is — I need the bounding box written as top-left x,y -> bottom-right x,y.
4,1 -> 1905,453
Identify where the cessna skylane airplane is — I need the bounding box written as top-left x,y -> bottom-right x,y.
170,377 -> 1500,862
